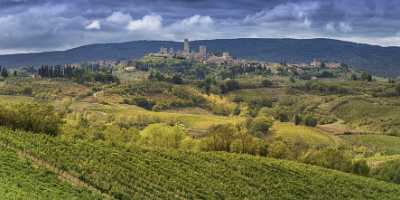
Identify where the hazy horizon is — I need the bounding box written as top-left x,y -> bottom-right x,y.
1,0 -> 400,54
0,36 -> 398,56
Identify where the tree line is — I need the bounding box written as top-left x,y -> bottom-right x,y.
37,64 -> 118,83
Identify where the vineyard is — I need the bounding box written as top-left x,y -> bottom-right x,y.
1,128 -> 400,200
0,145 -> 102,200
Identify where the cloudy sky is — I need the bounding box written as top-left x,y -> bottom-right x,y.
0,0 -> 400,54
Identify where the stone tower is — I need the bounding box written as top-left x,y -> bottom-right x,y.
184,38 -> 190,55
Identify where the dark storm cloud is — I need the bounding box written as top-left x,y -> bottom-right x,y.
0,0 -> 399,54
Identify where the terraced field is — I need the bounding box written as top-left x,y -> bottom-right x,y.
69,101 -> 240,132
332,98 -> 400,133
341,134 -> 400,155
0,146 -> 102,200
0,128 -> 399,200
272,122 -> 344,146
362,155 -> 400,169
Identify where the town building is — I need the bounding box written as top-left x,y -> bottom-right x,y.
184,38 -> 190,55
199,46 -> 207,59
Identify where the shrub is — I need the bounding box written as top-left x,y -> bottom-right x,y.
138,123 -> 187,149
0,103 -> 63,136
232,96 -> 243,103
294,114 -> 302,125
278,112 -> 290,122
268,140 -> 293,159
351,74 -> 358,80
180,137 -> 201,151
248,117 -> 273,137
22,87 -> 33,96
261,79 -> 273,87
230,136 -> 268,156
396,84 -> 400,96
372,160 -> 400,184
304,116 -> 318,127
170,74 -> 183,84
125,97 -> 154,110
219,80 -> 240,94
361,72 -> 372,82
249,97 -> 273,109
352,160 -> 370,176
300,148 -> 353,172
201,124 -> 236,152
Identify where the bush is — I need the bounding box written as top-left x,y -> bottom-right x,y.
22,87 -> 33,96
372,160 -> 400,184
219,80 -> 240,94
261,79 -> 273,87
304,116 -> 318,127
0,103 -> 63,136
396,84 -> 400,96
170,74 -> 183,84
294,115 -> 302,125
125,97 -> 154,110
300,148 -> 353,172
230,136 -> 268,156
361,72 -> 372,82
268,140 -> 293,159
248,117 -> 273,137
352,160 -> 370,176
201,124 -> 236,151
201,123 -> 269,156
278,112 -> 290,122
138,123 -> 187,149
249,97 -> 273,109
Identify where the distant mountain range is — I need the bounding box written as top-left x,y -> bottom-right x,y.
1,38 -> 400,77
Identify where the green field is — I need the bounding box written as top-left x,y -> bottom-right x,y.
341,134 -> 400,155
332,98 -> 400,133
0,128 -> 399,200
272,122 -> 343,146
361,155 -> 400,169
0,146 -> 102,200
68,101 -> 240,132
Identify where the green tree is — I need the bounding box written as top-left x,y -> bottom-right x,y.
372,160 -> 400,184
201,124 -> 236,151
1,68 -> 8,78
278,112 -> 290,122
248,116 -> 273,137
352,160 -> 370,176
170,74 -> 183,84
261,79 -> 273,87
0,103 -> 62,136
294,115 -> 302,125
304,115 -> 318,127
268,140 -> 293,159
138,123 -> 187,149
395,84 -> 400,96
301,148 -> 353,172
361,72 -> 372,81
351,74 -> 358,80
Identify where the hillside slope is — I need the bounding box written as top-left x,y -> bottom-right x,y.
0,147 -> 103,200
0,128 -> 399,200
1,38 -> 400,76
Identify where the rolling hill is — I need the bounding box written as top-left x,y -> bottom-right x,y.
0,147 -> 103,200
1,128 -> 399,200
1,38 -> 400,76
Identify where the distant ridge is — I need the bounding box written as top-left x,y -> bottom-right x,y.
1,38 -> 400,76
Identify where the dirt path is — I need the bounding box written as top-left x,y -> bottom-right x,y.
0,143 -> 114,200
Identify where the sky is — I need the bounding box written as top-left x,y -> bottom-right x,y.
0,0 -> 400,54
